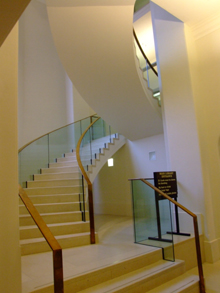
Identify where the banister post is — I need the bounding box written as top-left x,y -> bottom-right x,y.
88,183 -> 95,244
53,249 -> 64,293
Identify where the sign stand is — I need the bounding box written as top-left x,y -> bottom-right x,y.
148,172 -> 190,242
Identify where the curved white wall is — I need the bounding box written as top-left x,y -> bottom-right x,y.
46,0 -> 163,140
18,0 -> 74,148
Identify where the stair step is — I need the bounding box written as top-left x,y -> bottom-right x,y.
19,193 -> 80,204
65,259 -> 185,293
64,152 -> 76,157
34,172 -> 81,181
41,166 -> 79,174
56,157 -> 76,163
26,178 -> 81,188
20,232 -> 92,255
146,273 -> 199,293
19,201 -> 81,214
20,221 -> 90,239
49,161 -> 78,168
19,211 -> 84,226
24,186 -> 81,195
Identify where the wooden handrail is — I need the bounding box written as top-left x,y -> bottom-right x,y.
18,185 -> 64,293
76,117 -> 101,244
131,178 -> 205,293
133,28 -> 158,77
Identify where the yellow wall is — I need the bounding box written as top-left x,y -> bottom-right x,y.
0,24 -> 21,292
185,25 -> 220,262
151,2 -> 220,262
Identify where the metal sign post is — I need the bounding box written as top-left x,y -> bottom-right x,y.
152,172 -> 190,239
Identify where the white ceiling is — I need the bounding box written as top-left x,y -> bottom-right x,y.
152,0 -> 220,27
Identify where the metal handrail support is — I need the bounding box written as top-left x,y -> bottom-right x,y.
140,179 -> 205,293
18,185 -> 64,293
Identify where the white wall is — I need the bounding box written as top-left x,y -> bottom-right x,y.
0,25 -> 21,293
18,0 -> 74,148
151,2 -> 205,216
73,85 -> 96,122
93,134 -> 167,216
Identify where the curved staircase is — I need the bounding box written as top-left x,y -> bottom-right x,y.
19,133 -> 126,255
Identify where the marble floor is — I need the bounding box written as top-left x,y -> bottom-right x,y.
21,215 -> 220,293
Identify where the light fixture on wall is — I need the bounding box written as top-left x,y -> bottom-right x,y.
108,158 -> 114,167
149,151 -> 156,161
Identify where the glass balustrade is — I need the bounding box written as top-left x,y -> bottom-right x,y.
133,31 -> 161,106
80,118 -> 117,173
19,116 -> 117,188
131,178 -> 175,261
19,116 -> 90,187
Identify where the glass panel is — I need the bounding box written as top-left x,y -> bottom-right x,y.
146,65 -> 159,92
80,128 -> 92,170
134,41 -> 146,71
48,124 -> 76,162
134,37 -> 160,106
79,118 -> 119,171
72,121 -> 82,150
19,135 -> 49,187
81,117 -> 91,134
131,179 -> 175,261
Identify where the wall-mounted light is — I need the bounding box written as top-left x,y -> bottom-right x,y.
108,158 -> 114,167
149,151 -> 156,161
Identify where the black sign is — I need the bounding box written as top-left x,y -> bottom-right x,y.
154,171 -> 178,200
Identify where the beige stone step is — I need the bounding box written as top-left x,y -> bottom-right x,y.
19,211 -> 84,226
20,232 -> 92,255
56,157 -> 76,163
49,161 -> 78,168
34,172 -> 81,181
19,201 -> 81,214
24,186 -> 81,195
19,193 -> 80,204
41,166 -> 79,174
64,152 -> 76,157
146,273 -> 199,293
26,178 -> 81,188
20,221 -> 90,240
76,259 -> 185,293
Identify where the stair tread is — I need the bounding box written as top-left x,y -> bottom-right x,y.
146,273 -> 199,293
19,201 -> 80,207
34,172 -> 80,179
24,185 -> 81,189
78,260 -> 184,293
35,178 -> 80,181
28,193 -> 82,196
41,166 -> 79,171
19,221 -> 89,230
19,210 -> 82,218
20,232 -> 90,244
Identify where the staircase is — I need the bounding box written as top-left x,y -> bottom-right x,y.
31,239 -> 200,293
19,134 -> 126,255
19,150 -> 91,255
